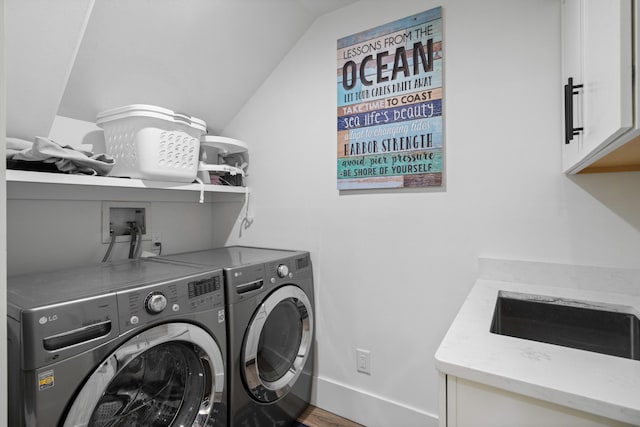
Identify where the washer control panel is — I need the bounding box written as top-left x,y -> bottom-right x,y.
117,269 -> 224,332
145,292 -> 168,314
187,275 -> 223,310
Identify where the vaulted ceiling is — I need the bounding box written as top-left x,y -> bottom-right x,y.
6,0 -> 356,140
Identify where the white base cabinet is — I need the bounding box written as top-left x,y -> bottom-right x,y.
440,375 -> 634,427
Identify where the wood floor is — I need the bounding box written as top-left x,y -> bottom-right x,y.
297,405 -> 364,427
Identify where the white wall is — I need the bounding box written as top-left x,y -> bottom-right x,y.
5,116 -> 238,276
6,197 -> 226,275
1,0 -> 8,424
222,1 -> 640,426
6,0 -> 93,141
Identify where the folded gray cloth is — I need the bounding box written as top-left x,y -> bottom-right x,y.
8,136 -> 115,176
6,137 -> 32,151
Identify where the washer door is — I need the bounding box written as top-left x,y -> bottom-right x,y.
242,285 -> 314,402
63,322 -> 224,427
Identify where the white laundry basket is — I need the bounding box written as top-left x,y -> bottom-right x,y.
96,104 -> 207,182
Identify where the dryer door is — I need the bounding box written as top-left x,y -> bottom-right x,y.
63,322 -> 224,427
242,285 -> 314,402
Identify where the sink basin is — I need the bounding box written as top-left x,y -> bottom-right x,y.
490,291 -> 640,360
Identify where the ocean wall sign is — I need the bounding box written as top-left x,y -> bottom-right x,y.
337,7 -> 443,190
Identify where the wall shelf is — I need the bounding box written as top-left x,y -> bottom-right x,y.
6,170 -> 248,203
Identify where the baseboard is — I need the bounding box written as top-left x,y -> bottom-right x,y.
312,376 -> 439,427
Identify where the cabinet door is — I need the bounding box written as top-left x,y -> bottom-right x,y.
562,0 -> 633,172
445,376 -> 633,427
561,0 -> 584,170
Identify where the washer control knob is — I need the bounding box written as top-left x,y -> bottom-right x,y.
276,264 -> 289,278
145,292 -> 167,314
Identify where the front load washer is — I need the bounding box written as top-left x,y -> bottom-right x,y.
155,246 -> 315,427
7,258 -> 227,427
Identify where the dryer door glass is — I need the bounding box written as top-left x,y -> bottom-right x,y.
243,285 -> 314,402
63,323 -> 225,427
257,299 -> 303,382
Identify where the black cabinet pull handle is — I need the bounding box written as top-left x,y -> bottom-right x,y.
564,77 -> 583,144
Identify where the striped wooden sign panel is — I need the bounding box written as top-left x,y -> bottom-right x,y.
337,7 -> 444,190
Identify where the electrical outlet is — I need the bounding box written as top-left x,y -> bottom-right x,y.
151,231 -> 163,254
356,348 -> 371,375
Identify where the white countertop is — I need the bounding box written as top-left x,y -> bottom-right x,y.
435,259 -> 640,425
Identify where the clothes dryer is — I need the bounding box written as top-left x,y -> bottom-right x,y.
156,246 -> 315,427
7,258 -> 227,427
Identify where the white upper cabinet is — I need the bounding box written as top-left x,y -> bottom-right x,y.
561,0 -> 638,173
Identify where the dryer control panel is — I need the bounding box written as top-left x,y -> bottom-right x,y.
265,254 -> 312,284
117,269 -> 224,332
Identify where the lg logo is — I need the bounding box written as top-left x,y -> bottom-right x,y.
38,314 -> 58,325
